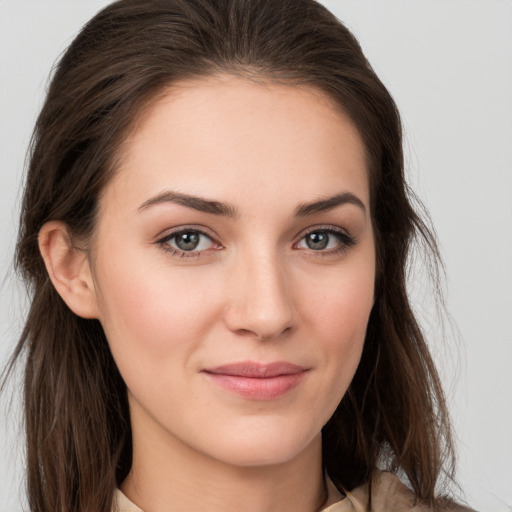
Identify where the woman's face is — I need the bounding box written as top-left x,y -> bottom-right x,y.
89,74 -> 375,468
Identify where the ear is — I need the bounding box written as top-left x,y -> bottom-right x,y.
38,221 -> 99,319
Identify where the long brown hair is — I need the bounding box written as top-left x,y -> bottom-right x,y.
5,0 -> 455,510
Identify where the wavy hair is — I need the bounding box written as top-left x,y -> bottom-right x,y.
5,0 -> 454,510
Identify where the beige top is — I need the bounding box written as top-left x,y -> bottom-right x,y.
113,471 -> 474,512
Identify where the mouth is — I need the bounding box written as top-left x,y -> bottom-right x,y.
202,361 -> 309,400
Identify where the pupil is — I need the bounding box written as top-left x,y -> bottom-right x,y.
176,232 -> 200,251
307,232 -> 328,250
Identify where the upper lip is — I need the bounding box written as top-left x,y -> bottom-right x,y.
203,361 -> 308,378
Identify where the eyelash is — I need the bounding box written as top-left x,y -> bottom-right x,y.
156,227 -> 218,258
295,226 -> 356,257
155,226 -> 356,259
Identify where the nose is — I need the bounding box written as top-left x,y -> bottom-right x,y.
223,249 -> 297,341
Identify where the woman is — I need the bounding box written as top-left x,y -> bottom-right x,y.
5,0 -> 474,510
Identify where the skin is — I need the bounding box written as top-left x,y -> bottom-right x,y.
40,74 -> 376,512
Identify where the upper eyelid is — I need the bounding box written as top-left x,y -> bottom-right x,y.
155,225 -> 219,243
295,224 -> 351,240
156,223 -> 349,237
155,224 -> 353,251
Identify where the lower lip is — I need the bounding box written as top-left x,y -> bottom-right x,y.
204,372 -> 307,400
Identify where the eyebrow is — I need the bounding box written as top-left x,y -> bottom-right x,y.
137,190 -> 366,217
138,190 -> 239,217
295,192 -> 366,217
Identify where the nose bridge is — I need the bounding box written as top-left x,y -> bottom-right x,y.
224,244 -> 296,340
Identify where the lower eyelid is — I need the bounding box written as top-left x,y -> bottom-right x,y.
161,247 -> 203,258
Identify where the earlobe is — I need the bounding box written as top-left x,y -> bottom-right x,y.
38,221 -> 99,319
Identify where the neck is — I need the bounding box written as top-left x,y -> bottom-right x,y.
121,414 -> 328,512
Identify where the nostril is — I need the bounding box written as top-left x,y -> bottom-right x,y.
223,259 -> 296,340
255,326 -> 291,342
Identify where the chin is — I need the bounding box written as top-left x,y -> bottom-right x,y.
200,423 -> 321,469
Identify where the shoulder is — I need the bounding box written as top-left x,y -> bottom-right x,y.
342,472 -> 476,512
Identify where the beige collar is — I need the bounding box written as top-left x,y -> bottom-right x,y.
113,471 -> 469,512
113,474 -> 347,512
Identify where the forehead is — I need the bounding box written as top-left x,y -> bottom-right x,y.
105,74 -> 369,216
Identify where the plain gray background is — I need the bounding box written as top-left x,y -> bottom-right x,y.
1,1 -> 511,511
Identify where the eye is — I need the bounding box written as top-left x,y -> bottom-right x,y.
156,228 -> 219,257
295,228 -> 355,254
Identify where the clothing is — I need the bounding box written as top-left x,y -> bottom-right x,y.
113,471 -> 474,511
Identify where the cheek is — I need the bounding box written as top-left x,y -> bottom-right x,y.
303,254 -> 375,390
93,247 -> 222,375
306,255 -> 375,340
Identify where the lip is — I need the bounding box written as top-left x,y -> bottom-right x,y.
202,361 -> 308,400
